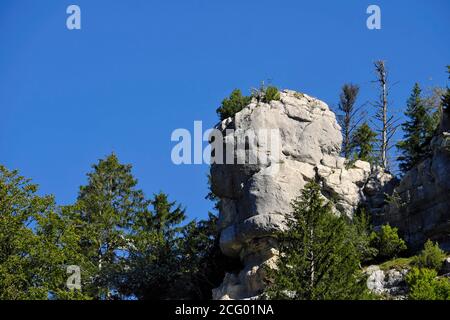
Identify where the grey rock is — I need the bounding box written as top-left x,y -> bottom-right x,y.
211,90 -> 371,299
365,266 -> 409,299
383,125 -> 450,251
442,257 -> 450,274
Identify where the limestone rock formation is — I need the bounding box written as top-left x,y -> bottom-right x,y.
365,265 -> 408,299
384,112 -> 450,251
210,90 -> 371,299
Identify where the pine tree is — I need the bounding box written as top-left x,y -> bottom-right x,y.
265,181 -> 367,300
397,83 -> 434,173
350,122 -> 378,164
337,84 -> 362,158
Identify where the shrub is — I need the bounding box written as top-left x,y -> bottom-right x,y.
406,267 -> 450,300
262,86 -> 280,103
370,225 -> 407,260
216,89 -> 252,120
413,239 -> 446,271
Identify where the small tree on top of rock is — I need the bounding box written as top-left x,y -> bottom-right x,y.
251,82 -> 281,103
265,181 -> 368,300
262,86 -> 281,103
216,89 -> 252,120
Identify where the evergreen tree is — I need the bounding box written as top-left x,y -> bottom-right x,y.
397,83 -> 434,173
442,66 -> 450,119
350,122 -> 378,164
406,267 -> 450,300
413,240 -> 446,271
337,84 -> 361,158
216,89 -> 252,120
63,154 -> 149,299
177,213 -> 242,299
349,208 -> 378,264
119,192 -> 186,300
369,225 -> 407,261
265,181 -> 367,300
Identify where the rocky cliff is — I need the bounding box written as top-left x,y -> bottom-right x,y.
383,111 -> 450,251
210,89 -> 450,300
210,90 -> 372,299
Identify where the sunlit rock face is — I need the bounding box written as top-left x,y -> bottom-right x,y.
210,90 -> 371,299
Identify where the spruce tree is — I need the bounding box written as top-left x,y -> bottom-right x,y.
63,153 -> 149,299
397,83 -> 433,173
350,122 -> 377,164
265,181 -> 367,300
120,192 -> 186,300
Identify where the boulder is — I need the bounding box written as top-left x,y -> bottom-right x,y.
365,265 -> 409,299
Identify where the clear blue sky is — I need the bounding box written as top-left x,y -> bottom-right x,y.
1,0 -> 449,221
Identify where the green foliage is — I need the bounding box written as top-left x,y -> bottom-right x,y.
443,66 -> 450,115
413,240 -> 446,271
0,165 -> 90,300
397,83 -> 436,173
216,89 -> 252,120
349,208 -> 378,263
0,155 -> 233,300
262,86 -> 281,103
118,192 -> 186,299
350,122 -> 377,164
62,153 -> 150,299
265,181 -> 368,300
370,225 -> 407,261
178,213 -> 242,299
406,267 -> 450,300
379,257 -> 415,271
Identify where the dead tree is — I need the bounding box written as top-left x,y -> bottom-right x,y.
372,60 -> 398,170
337,83 -> 363,158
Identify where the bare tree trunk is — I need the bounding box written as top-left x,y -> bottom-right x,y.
380,64 -> 388,168
374,60 -> 394,169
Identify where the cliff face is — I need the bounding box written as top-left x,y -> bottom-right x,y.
384,112 -> 450,251
210,90 -> 450,300
210,90 -> 371,299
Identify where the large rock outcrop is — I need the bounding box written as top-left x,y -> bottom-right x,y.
384,112 -> 450,251
210,90 -> 371,299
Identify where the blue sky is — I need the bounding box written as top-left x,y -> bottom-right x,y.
0,0 -> 449,221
